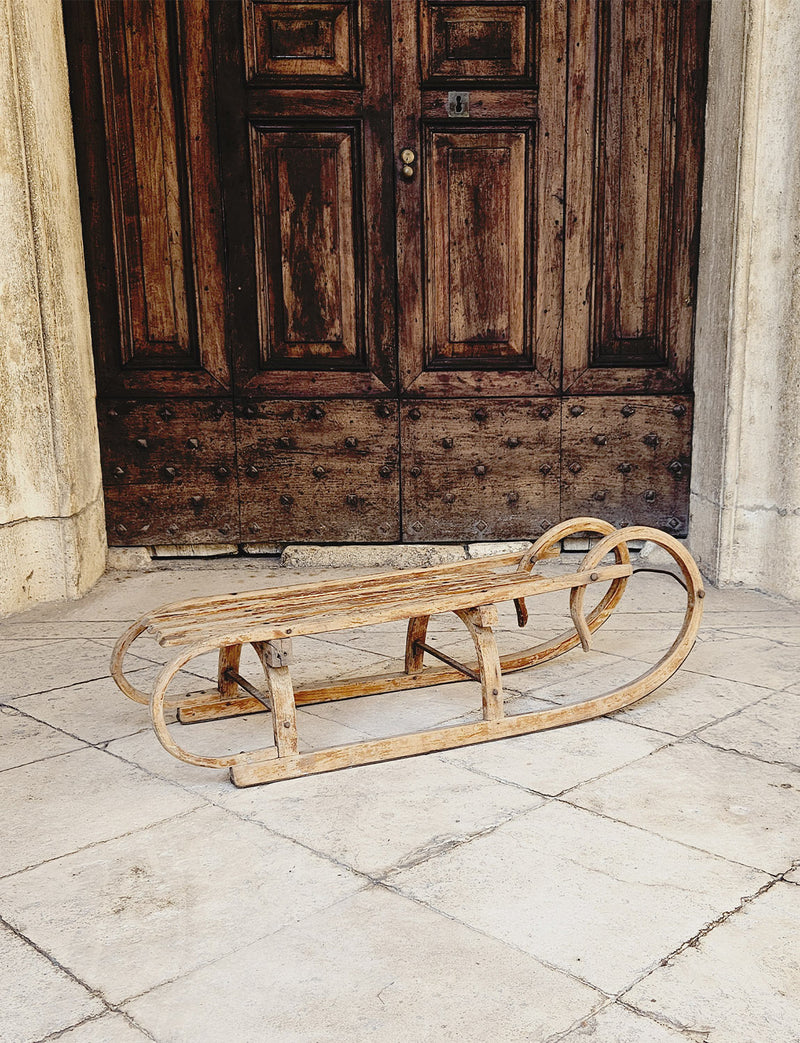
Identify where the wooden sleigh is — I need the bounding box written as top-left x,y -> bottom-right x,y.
111,518 -> 704,787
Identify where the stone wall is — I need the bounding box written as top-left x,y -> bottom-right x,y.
0,0 -> 106,616
692,0 -> 800,602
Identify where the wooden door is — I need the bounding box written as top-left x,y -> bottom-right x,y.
213,1 -> 401,543
393,0 -> 567,540
66,0 -> 709,548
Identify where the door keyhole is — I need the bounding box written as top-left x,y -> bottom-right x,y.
447,91 -> 470,118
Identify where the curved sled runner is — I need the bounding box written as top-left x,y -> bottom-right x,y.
111,519 -> 704,787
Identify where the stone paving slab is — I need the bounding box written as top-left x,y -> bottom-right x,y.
0,805 -> 362,1005
390,801 -> 766,995
568,740 -> 800,875
623,882 -> 800,1043
124,886 -> 602,1043
0,704 -> 85,770
558,1003 -> 691,1042
0,923 -> 104,1043
54,1013 -> 152,1041
696,689 -> 800,766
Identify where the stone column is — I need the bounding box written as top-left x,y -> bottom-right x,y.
691,0 -> 800,601
0,0 -> 106,616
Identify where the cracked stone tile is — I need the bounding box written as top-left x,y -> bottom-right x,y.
0,639 -> 152,700
675,634 -> 800,689
210,754 -> 542,876
0,637 -> 54,654
612,669 -> 776,736
0,923 -> 104,1042
391,801 -> 765,995
623,882 -> 800,1043
5,667 -> 179,746
0,747 -> 205,878
786,867 -> 799,884
443,717 -> 669,796
124,886 -> 601,1043
104,709 -> 368,792
568,741 -> 800,874
0,705 -> 86,771
697,690 -> 800,767
52,1014 -> 152,1042
515,653 -> 659,708
559,1003 -> 690,1041
0,805 -> 361,1005
717,624 -> 800,644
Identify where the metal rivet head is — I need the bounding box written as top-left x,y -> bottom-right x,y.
507,491 -> 519,506
643,433 -> 660,448
219,525 -> 231,535
408,407 -> 421,421
187,438 -> 200,450
672,403 -> 687,418
190,495 -> 204,509
539,519 -> 553,532
569,405 -> 584,417
115,523 -> 128,534
308,405 -> 325,421
158,406 -> 175,421
211,404 -> 225,420
667,517 -> 681,530
112,466 -> 126,479
539,406 -> 553,420
410,465 -> 422,478
249,523 -> 261,534
246,465 -> 259,477
474,464 -> 487,476
621,404 -> 636,418
167,524 -> 179,534
107,408 -> 119,419
593,490 -> 607,502
243,404 -> 257,418
644,489 -> 656,503
590,571 -> 599,581
215,465 -> 230,479
698,588 -> 706,599
568,462 -> 582,474
379,465 -> 392,479
277,436 -> 292,450
540,463 -> 552,475
280,494 -> 293,507
345,494 -> 359,508
594,434 -> 607,446
669,460 -> 685,478
312,465 -> 326,479
441,437 -> 454,449
139,496 -> 151,507
506,436 -> 520,448
618,462 -> 632,474
375,402 -> 392,419
443,492 -> 456,504
619,519 -> 632,528
162,465 -> 178,480
473,407 -> 488,422
140,523 -> 151,533
344,436 -> 359,449
135,438 -> 149,451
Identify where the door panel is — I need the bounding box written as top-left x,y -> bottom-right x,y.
237,400 -> 400,542
88,0 -> 228,395
401,399 -> 560,542
560,396 -> 693,532
216,0 -> 396,398
395,0 -> 567,397
563,0 -> 709,394
99,400 -> 238,545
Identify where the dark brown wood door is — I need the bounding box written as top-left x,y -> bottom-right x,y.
66,1 -> 709,547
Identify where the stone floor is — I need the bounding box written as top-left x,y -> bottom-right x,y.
1,554 -> 799,1042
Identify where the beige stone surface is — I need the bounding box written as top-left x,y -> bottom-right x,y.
0,924 -> 103,1043
0,0 -> 105,616
697,689 -> 800,766
0,747 -> 204,877
560,1003 -> 690,1042
569,741 -> 800,875
150,544 -> 239,558
125,887 -> 601,1042
54,1014 -> 152,1042
624,883 -> 800,1043
0,805 -> 361,1005
106,547 -> 153,570
281,542 -> 467,568
391,801 -> 765,994
0,704 -> 84,770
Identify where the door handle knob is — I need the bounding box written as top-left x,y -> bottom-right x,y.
400,147 -> 416,179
